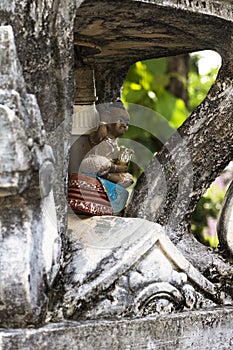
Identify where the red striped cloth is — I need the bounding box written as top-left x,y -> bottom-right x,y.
68,173 -> 114,216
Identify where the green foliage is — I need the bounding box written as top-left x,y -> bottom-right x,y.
189,55 -> 219,111
122,53 -> 222,247
191,183 -> 225,247
122,58 -> 188,130
122,57 -> 190,176
123,54 -> 219,130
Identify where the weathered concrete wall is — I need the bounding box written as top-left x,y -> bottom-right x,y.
0,0 -> 77,328
0,25 -> 60,327
1,308 -> 233,349
0,3 -> 76,326
0,0 -> 77,243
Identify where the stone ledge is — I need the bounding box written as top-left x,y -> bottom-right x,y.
1,307 -> 233,349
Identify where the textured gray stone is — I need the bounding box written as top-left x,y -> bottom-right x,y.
0,0 -> 76,246
75,0 -> 232,66
1,307 -> 233,349
0,25 -> 59,328
61,215 -> 223,321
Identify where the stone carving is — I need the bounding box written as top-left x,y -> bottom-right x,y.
61,214 -> 228,321
0,2 -> 233,349
0,25 -> 59,327
68,101 -> 134,216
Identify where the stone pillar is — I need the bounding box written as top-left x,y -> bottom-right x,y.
0,26 -> 59,328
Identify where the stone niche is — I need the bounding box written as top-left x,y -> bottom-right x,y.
0,0 -> 233,349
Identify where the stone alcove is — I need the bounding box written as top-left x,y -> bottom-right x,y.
0,0 -> 233,348
69,0 -> 231,217
64,0 -> 233,319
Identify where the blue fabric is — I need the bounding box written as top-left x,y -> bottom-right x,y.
97,176 -> 129,214
79,172 -> 129,214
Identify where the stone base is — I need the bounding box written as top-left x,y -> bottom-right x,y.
1,307 -> 233,349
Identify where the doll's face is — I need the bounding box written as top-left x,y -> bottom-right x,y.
108,121 -> 128,137
108,108 -> 129,137
102,107 -> 130,137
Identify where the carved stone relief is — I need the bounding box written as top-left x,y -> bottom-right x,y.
0,25 -> 59,327
59,213 -> 232,321
0,1 -> 233,344
61,0 -> 233,323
